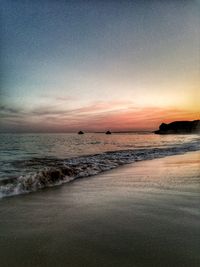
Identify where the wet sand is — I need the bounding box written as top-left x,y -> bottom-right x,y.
0,151 -> 200,267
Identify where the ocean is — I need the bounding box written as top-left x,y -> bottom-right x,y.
0,132 -> 199,198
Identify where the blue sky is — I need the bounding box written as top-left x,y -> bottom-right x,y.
1,0 -> 199,132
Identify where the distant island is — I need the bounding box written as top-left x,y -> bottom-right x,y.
154,120 -> 200,134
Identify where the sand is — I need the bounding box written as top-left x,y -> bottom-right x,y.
0,151 -> 199,267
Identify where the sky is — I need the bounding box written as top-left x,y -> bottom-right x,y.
0,0 -> 199,132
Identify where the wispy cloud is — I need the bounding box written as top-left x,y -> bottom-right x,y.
0,105 -> 22,115
39,94 -> 77,102
0,101 -> 199,133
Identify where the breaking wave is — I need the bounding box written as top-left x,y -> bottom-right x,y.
0,140 -> 199,198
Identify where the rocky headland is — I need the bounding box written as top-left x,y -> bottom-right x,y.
154,120 -> 200,134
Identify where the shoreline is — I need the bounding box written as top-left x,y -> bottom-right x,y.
0,141 -> 199,199
0,151 -> 200,267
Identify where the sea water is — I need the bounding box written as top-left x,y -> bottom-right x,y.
0,133 -> 199,198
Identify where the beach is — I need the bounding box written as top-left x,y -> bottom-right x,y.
1,0 -> 199,266
0,151 -> 199,267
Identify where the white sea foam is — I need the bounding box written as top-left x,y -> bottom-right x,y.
0,140 -> 199,199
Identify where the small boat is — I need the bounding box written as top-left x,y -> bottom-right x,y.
105,130 -> 111,135
78,131 -> 84,135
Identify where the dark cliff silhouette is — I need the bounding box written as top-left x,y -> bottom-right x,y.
155,120 -> 200,134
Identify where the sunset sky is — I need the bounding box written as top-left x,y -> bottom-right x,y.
1,0 -> 199,132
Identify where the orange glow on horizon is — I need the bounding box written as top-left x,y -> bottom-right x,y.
10,106 -> 199,132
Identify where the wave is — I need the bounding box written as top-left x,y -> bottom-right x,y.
0,140 -> 199,199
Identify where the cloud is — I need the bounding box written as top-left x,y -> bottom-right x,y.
0,105 -> 22,115
0,101 -> 199,132
55,96 -> 77,102
39,94 -> 77,102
